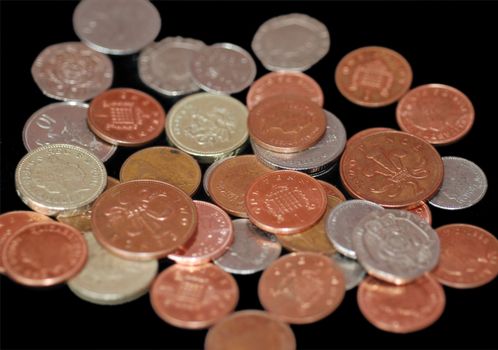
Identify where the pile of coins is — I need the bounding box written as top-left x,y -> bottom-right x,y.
1,0 -> 497,349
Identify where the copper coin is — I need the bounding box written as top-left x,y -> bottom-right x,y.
91,180 -> 197,261
245,170 -> 328,235
0,211 -> 52,273
248,95 -> 327,153
431,224 -> 498,288
258,252 -> 345,324
205,310 -> 296,350
335,46 -> 413,107
88,88 -> 166,147
406,201 -> 432,225
346,127 -> 394,148
396,84 -> 475,145
208,155 -> 273,217
150,263 -> 239,329
168,201 -> 234,265
340,130 -> 444,208
318,180 -> 346,201
120,146 -> 201,196
2,222 -> 88,286
357,275 -> 445,333
246,71 -> 324,110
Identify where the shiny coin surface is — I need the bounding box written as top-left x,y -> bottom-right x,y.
335,46 -> 412,107
31,42 -> 113,101
429,156 -> 487,210
252,13 -> 330,71
406,201 -> 432,225
138,36 -> 206,96
150,263 -> 239,329
73,0 -> 161,55
353,210 -> 440,285
346,127 -> 394,148
15,144 -> 107,217
331,253 -> 366,290
318,180 -> 346,201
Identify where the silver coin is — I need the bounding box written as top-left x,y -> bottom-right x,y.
252,13 -> 330,71
73,0 -> 161,55
138,37 -> 206,96
190,43 -> 257,95
352,210 -> 440,285
214,219 -> 281,275
22,102 -> 116,162
31,42 -> 113,101
68,232 -> 158,305
202,156 -> 235,197
429,156 -> 487,210
331,253 -> 366,290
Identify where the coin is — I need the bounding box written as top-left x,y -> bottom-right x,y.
120,146 -> 202,196
15,144 -> 107,216
353,210 -> 440,285
138,37 -> 206,96
214,219 -> 282,275
340,130 -> 444,208
73,0 -> 161,55
431,224 -> 498,288
245,170 -> 327,235
204,310 -> 296,350
165,93 -> 249,163
317,180 -> 346,201
91,180 -> 197,261
88,88 -> 166,147
396,84 -> 474,145
68,232 -> 158,305
2,222 -> 87,287
208,155 -> 273,217
357,275 -> 445,333
346,127 -> 394,148
258,252 -> 345,324
406,201 -> 432,225
429,156 -> 487,210
246,71 -> 324,110
203,156 -> 231,197
31,42 -> 113,101
331,253 -> 366,290
335,46 -> 412,107
22,102 -> 116,162
150,263 -> 239,329
252,13 -> 330,71
248,95 -> 327,153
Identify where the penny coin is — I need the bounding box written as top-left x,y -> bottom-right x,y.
2,222 -> 87,287
346,127 -> 394,148
120,146 -> 202,196
246,71 -> 324,110
252,13 -> 330,72
396,84 -> 474,145
335,46 -> 412,107
248,95 -> 327,153
91,180 -> 197,261
23,102 -> 116,162
214,219 -> 282,275
406,201 -> 432,225
208,155 -> 273,217
205,310 -> 296,350
73,0 -> 161,55
353,210 -> 440,285
331,253 -> 366,290
245,170 -> 328,235
258,252 -> 345,324
340,130 -> 444,208
318,180 -> 346,201
88,88 -> 166,147
431,224 -> 498,288
31,42 -> 113,101
429,156 -> 487,210
357,275 -> 445,333
203,157 -> 231,197
150,263 -> 239,329
15,144 -> 107,217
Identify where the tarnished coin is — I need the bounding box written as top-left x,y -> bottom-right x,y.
15,144 -> 107,217
214,219 -> 282,275
68,233 -> 158,305
406,201 -> 432,225
252,13 -> 330,71
331,253 -> 366,290
353,210 -> 440,285
31,42 -> 113,101
318,180 -> 346,201
346,127 -> 394,148
73,0 -> 161,55
190,43 -> 257,95
429,156 -> 487,210
23,102 -> 116,162
203,156 -> 232,197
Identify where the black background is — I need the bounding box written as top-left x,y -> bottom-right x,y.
1,1 -> 497,349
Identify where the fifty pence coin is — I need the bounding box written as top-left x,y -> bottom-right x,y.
331,253 -> 366,290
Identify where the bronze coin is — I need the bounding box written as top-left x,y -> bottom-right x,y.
406,201 -> 432,225
317,180 -> 346,201
346,127 -> 394,148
